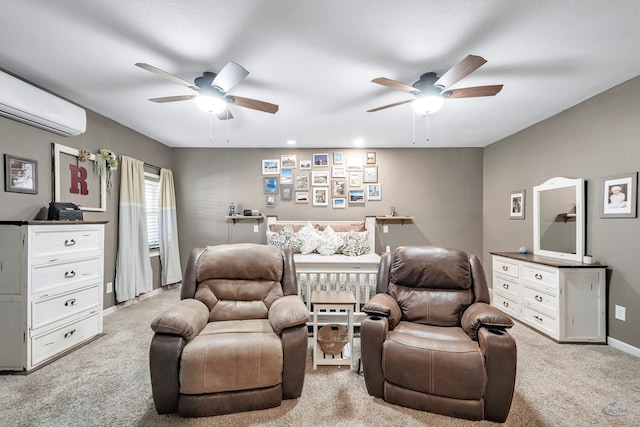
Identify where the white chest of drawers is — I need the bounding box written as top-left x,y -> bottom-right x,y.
491,252 -> 607,343
0,221 -> 106,372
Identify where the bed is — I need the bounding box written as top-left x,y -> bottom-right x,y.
266,216 -> 381,325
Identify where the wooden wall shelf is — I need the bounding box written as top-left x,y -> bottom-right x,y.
225,215 -> 264,224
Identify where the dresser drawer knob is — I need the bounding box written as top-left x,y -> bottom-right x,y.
64,298 -> 77,307
64,329 -> 77,339
534,273 -> 543,280
64,239 -> 77,247
533,315 -> 543,322
64,270 -> 76,279
502,283 -> 509,289
535,295 -> 543,302
502,266 -> 509,271
502,301 -> 509,308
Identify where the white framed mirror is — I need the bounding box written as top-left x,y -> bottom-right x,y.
533,177 -> 585,262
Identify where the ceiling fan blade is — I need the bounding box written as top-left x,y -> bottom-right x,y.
149,95 -> 197,103
135,63 -> 198,90
367,99 -> 413,112
371,77 -> 418,93
232,96 -> 279,114
212,61 -> 249,93
216,109 -> 234,120
442,84 -> 503,98
434,55 -> 487,89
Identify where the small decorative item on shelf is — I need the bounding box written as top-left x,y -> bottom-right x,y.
519,246 -> 528,254
317,324 -> 348,355
95,149 -> 118,191
229,202 -> 235,216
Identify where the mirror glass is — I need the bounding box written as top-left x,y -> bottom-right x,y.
533,177 -> 584,262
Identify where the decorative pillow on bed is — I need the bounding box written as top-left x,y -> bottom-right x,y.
316,226 -> 345,256
267,224 -> 302,253
296,222 -> 324,254
340,230 -> 370,256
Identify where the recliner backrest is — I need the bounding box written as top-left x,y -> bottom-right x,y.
387,246 -> 475,327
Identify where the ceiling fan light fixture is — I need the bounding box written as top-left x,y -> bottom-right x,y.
412,95 -> 444,115
195,95 -> 227,114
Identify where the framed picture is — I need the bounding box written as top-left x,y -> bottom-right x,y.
295,172 -> 309,190
281,154 -> 297,169
333,152 -> 343,164
313,153 -> 329,167
299,160 -> 312,170
312,187 -> 329,206
601,172 -> 638,218
280,184 -> 293,201
332,165 -> 346,178
53,143 -> 105,211
4,154 -> 38,194
367,183 -> 381,201
366,151 -> 376,164
363,165 -> 378,183
349,189 -> 365,204
332,197 -> 346,209
346,156 -> 363,171
262,159 -> 280,175
332,179 -> 346,197
349,172 -> 361,187
266,195 -> 277,207
510,190 -> 525,220
280,169 -> 293,184
264,177 -> 278,194
312,170 -> 329,186
295,191 -> 309,203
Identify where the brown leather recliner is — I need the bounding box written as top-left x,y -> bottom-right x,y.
149,243 -> 309,417
360,246 -> 516,423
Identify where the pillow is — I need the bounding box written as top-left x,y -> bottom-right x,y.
340,230 -> 370,256
267,224 -> 301,253
296,222 -> 324,254
316,226 -> 345,255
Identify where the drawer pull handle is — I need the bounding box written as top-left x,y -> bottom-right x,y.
502,301 -> 509,308
535,295 -> 543,302
64,298 -> 77,307
64,239 -> 77,247
64,270 -> 76,279
502,266 -> 509,271
502,283 -> 509,289
533,315 -> 543,322
534,273 -> 543,280
64,329 -> 76,339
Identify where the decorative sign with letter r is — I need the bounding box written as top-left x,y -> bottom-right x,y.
53,143 -> 106,211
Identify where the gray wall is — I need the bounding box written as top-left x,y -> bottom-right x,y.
0,109 -> 172,309
484,75 -> 640,349
171,147 -> 484,267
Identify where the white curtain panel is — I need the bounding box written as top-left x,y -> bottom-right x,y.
159,168 -> 182,286
115,156 -> 152,302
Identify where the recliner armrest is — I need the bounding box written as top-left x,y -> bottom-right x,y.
461,302 -> 514,340
362,293 -> 402,329
269,295 -> 309,334
151,298 -> 209,341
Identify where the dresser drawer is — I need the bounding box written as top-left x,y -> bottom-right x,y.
493,293 -> 520,318
30,226 -> 103,259
522,307 -> 558,338
31,312 -> 101,367
523,285 -> 558,315
522,264 -> 558,292
31,256 -> 102,295
493,257 -> 519,279
493,275 -> 519,299
32,284 -> 102,329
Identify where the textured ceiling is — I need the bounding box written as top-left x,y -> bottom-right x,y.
1,1 -> 640,148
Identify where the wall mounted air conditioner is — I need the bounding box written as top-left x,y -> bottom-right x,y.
0,70 -> 86,136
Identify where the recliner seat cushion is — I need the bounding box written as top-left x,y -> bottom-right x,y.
382,322 -> 486,400
179,320 -> 283,395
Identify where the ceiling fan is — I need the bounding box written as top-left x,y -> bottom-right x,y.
135,61 -> 278,119
368,54 -> 503,115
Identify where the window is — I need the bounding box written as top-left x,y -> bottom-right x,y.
144,172 -> 160,250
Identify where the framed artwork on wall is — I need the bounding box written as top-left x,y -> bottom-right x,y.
349,189 -> 365,204
281,154 -> 297,169
332,165 -> 346,178
299,160 -> 312,170
367,183 -> 381,201
295,191 -> 309,203
312,187 -> 329,206
349,172 -> 361,187
601,172 -> 637,218
313,153 -> 328,167
262,159 -> 280,175
509,190 -> 525,220
312,170 -> 329,186
346,156 -> 362,171
266,195 -> 276,207
333,152 -> 343,164
332,179 -> 346,197
363,165 -> 378,183
4,154 -> 38,194
366,151 -> 376,164
332,197 -> 346,209
280,184 -> 293,201
280,169 -> 293,184
264,177 -> 278,194
53,143 -> 105,211
295,173 -> 309,190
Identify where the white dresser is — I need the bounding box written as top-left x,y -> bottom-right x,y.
0,221 -> 106,372
491,252 -> 607,343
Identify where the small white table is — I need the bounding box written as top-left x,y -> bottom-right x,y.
311,290 -> 356,369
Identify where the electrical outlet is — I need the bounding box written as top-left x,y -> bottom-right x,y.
106,282 -> 113,294
253,224 -> 259,233
383,225 -> 389,233
615,305 -> 626,321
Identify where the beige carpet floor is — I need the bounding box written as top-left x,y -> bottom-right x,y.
1,287 -> 638,426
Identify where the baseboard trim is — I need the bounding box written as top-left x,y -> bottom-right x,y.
607,336 -> 640,358
103,283 -> 181,317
